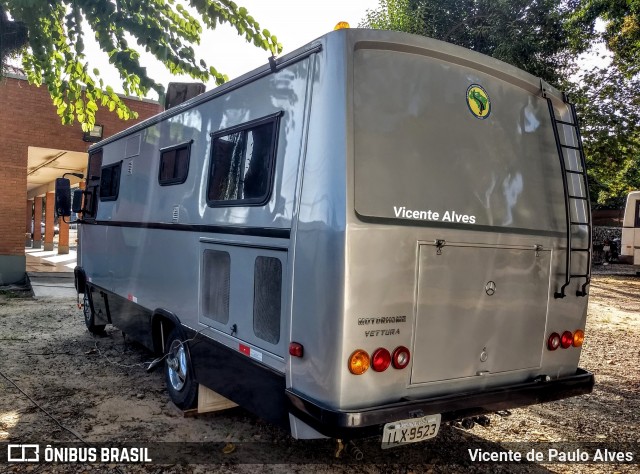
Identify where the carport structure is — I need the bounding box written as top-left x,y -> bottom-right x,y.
0,68 -> 162,285
26,147 -> 87,254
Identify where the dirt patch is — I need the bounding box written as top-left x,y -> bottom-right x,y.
1,275 -> 639,473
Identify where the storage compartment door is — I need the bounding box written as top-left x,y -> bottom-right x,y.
410,244 -> 550,385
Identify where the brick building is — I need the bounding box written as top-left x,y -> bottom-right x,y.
0,70 -> 162,284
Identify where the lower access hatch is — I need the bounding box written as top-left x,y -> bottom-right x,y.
410,243 -> 550,385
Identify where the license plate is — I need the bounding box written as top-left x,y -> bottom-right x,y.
381,414 -> 441,449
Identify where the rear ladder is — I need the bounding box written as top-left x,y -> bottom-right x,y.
546,95 -> 592,298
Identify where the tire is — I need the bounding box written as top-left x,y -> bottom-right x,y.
83,292 -> 106,334
164,328 -> 198,410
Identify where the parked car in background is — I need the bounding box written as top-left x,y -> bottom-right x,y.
30,222 -> 59,238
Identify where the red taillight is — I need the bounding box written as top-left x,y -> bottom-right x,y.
392,346 -> 411,369
547,332 -> 561,351
289,342 -> 304,358
371,348 -> 391,372
560,331 -> 573,349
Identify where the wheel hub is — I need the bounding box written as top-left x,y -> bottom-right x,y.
167,340 -> 187,391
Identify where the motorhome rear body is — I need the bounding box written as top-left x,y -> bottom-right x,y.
72,29 -> 594,444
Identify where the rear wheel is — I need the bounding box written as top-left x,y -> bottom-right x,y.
83,292 -> 105,334
165,328 -> 197,410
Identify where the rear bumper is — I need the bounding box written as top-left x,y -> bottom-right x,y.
286,368 -> 594,439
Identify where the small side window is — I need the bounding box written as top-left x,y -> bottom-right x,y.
635,201 -> 640,228
207,112 -> 281,206
159,142 -> 192,186
99,162 -> 122,201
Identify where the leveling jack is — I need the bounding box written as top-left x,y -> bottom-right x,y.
334,439 -> 364,461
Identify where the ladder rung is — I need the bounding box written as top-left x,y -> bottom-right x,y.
570,221 -> 589,225
568,195 -> 588,200
560,144 -> 581,150
570,274 -> 590,278
556,119 -> 578,126
566,169 -> 585,175
571,248 -> 590,252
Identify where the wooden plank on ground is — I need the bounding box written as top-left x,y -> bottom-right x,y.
197,384 -> 238,413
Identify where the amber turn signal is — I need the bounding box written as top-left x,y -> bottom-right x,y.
348,349 -> 370,375
573,330 -> 585,347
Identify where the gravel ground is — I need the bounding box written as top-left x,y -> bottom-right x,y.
591,262 -> 639,276
0,273 -> 639,473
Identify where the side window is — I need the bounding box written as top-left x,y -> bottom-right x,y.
159,142 -> 191,186
207,113 -> 281,206
635,201 -> 640,228
99,162 -> 122,201
84,150 -> 103,219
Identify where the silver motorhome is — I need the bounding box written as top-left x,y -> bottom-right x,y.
62,29 -> 594,446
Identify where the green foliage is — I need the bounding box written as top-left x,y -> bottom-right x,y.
358,0 -> 425,35
570,66 -> 640,206
0,4 -> 27,60
569,0 -> 640,77
567,0 -> 640,205
360,0 -> 575,87
0,1 -> 282,131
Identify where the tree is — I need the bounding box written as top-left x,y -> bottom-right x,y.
0,5 -> 26,61
359,0 -> 576,87
570,65 -> 640,206
359,0 -> 425,36
0,1 -> 281,130
568,0 -> 640,77
567,0 -> 640,205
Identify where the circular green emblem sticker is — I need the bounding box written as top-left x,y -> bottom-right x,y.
466,84 -> 491,119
